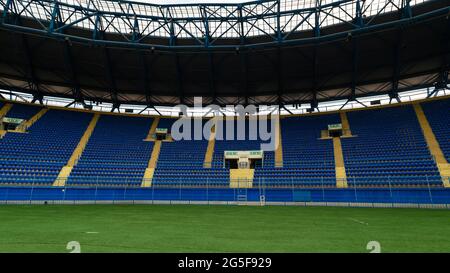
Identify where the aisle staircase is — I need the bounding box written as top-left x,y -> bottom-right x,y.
333,137 -> 348,188
274,118 -> 283,167
53,113 -> 100,186
203,120 -> 216,168
144,117 -> 160,141
413,103 -> 450,187
0,103 -> 13,138
340,111 -> 352,137
0,103 -> 12,119
141,140 -> 162,187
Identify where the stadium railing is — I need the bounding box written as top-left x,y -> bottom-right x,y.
0,175 -> 449,207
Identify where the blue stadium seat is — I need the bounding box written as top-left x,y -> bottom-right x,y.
422,99 -> 450,162
0,105 -> 92,185
67,115 -> 154,187
341,105 -> 441,187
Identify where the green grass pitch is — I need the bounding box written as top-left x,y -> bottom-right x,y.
0,204 -> 450,253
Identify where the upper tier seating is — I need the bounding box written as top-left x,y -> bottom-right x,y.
4,103 -> 41,120
341,105 -> 441,187
0,105 -> 92,185
67,115 -> 154,186
421,99 -> 450,162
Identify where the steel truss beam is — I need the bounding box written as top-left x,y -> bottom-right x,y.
63,41 -> 83,103
21,29 -> 42,104
0,0 -> 445,50
428,14 -> 450,97
103,47 -> 119,108
141,51 -> 153,106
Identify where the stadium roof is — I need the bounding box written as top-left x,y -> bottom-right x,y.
0,0 -> 448,107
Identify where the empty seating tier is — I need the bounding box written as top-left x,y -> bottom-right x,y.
255,115 -> 339,187
67,115 -> 154,187
0,98 -> 449,188
341,105 -> 441,187
0,107 -> 92,185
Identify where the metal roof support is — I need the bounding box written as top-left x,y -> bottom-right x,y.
138,106 -> 148,115
141,51 -> 153,106
281,104 -> 293,115
389,1 -> 413,103
0,0 -> 446,50
276,47 -> 283,105
428,11 -> 450,97
103,47 -> 119,106
111,102 -> 120,113
309,0 -> 322,110
276,0 -> 282,42
169,18 -> 184,104
51,0 -> 85,107
402,0 -> 412,19
237,4 -> 248,105
174,54 -> 184,105
152,106 -> 162,116
201,5 -> 210,48
169,18 -> 176,47
65,100 -> 77,108
202,6 -> 216,103
238,4 -> 245,46
63,40 -> 83,104
21,33 -> 42,104
131,16 -> 140,42
350,36 -> 359,101
276,0 -> 283,105
239,50 -> 249,106
48,1 -> 60,33
9,2 -> 43,104
93,14 -> 102,41
1,0 -> 12,24
311,45 -> 319,111
355,0 -> 364,27
314,0 -> 321,38
207,52 -> 216,104
94,16 -> 118,106
348,0 -> 364,102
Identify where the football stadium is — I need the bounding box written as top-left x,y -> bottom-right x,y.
0,0 -> 449,256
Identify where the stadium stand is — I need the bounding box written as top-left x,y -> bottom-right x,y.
0,98 -> 449,188
254,115 -> 339,187
67,115 -> 154,186
4,103 -> 41,120
153,118 -> 229,187
0,104 -> 92,185
215,118 -> 273,187
421,99 -> 450,162
341,105 -> 442,187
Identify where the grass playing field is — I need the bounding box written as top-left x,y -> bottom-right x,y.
0,204 -> 449,253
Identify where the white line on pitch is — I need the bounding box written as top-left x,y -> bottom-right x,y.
348,218 -> 369,225
85,232 -> 99,234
